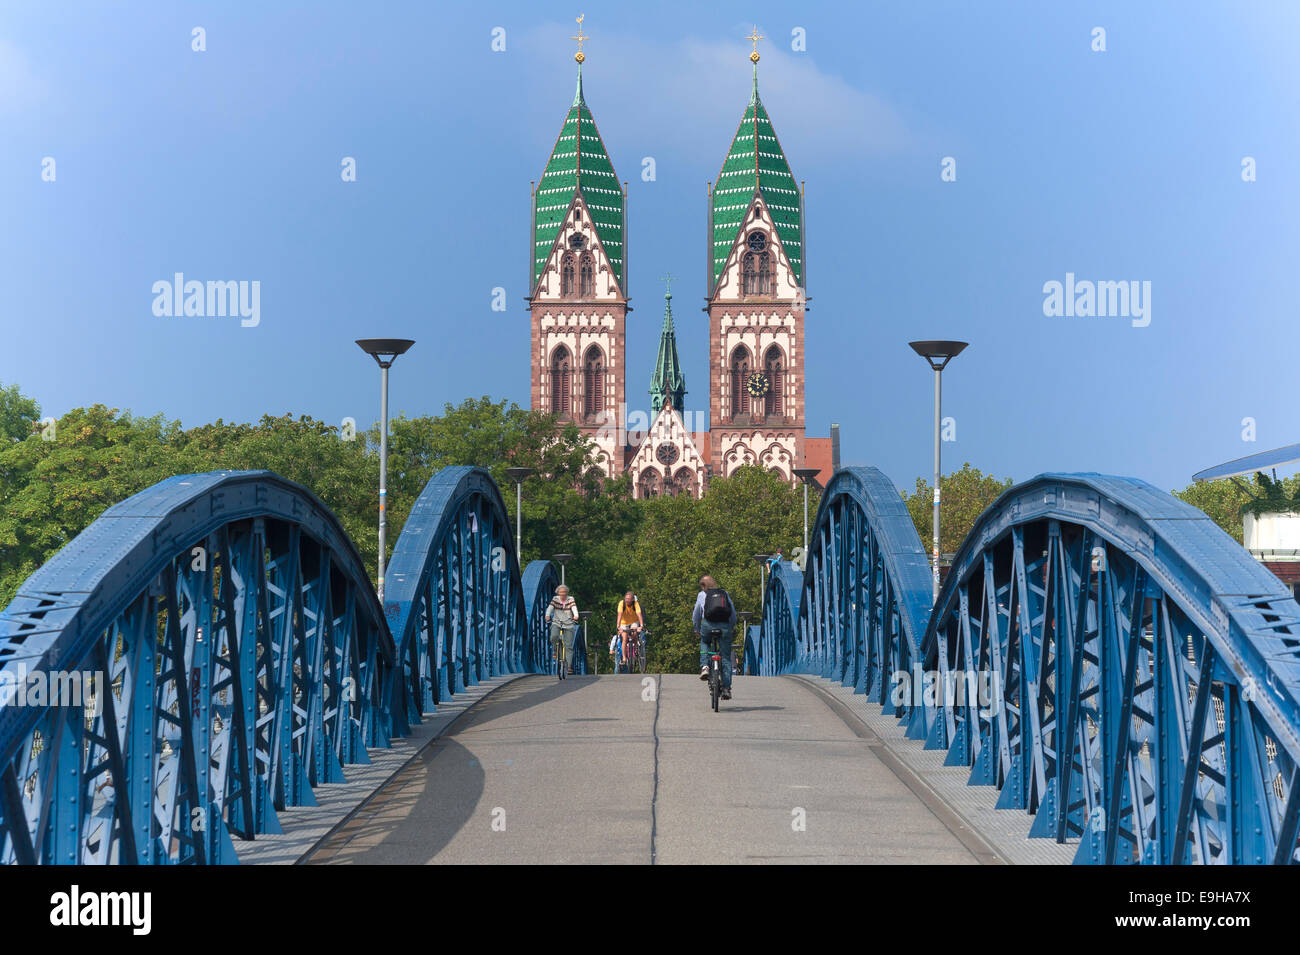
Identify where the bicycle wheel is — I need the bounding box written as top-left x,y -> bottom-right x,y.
638,639 -> 647,674
710,664 -> 720,712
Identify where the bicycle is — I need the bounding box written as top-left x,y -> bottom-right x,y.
702,626 -> 728,712
552,627 -> 570,681
623,627 -> 649,674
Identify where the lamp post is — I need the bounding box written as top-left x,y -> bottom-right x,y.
793,467 -> 820,555
356,338 -> 415,602
505,467 -> 535,564
552,553 -> 573,586
908,340 -> 968,603
578,610 -> 593,675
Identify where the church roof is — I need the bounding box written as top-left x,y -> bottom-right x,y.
649,283 -> 687,418
710,67 -> 803,292
533,66 -> 625,291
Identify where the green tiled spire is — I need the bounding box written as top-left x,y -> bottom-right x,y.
532,63 -> 625,291
649,278 -> 686,418
709,64 -> 803,292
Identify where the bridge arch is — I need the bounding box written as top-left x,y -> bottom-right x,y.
758,561 -> 803,674
520,558 -> 585,675
920,473 -> 1300,864
383,465 -> 541,738
0,471 -> 393,864
759,467 -> 933,726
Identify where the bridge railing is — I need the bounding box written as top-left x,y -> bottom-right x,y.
520,560 -> 586,675
0,465 -> 546,865
760,466 -> 1300,864
758,467 -> 933,734
383,466 -> 544,738
920,473 -> 1300,865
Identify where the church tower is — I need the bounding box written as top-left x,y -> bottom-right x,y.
528,21 -> 627,478
706,34 -> 807,482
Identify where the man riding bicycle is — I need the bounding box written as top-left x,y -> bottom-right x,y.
615,591 -> 644,671
544,585 -> 579,674
692,575 -> 736,700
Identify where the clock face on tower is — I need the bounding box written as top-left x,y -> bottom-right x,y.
746,372 -> 770,400
656,443 -> 679,466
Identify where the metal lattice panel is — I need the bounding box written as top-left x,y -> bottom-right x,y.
759,468 -> 1300,865
0,465 -> 544,864
757,466 -> 932,736
920,474 -> 1300,864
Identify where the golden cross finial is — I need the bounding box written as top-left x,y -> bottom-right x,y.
572,14 -> 588,63
746,25 -> 764,63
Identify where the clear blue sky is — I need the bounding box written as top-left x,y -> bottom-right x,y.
3,1 -> 1297,492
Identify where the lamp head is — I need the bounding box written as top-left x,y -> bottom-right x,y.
356,338 -> 415,368
908,340 -> 968,371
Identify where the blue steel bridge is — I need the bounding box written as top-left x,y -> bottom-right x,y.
1,463 -> 1298,865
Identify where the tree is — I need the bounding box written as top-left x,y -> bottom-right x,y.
0,381 -> 40,443
904,463 -> 1013,558
0,387 -> 814,678
0,405 -> 185,607
1172,473 -> 1300,543
627,466 -> 810,673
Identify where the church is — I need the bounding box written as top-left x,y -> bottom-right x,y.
526,26 -> 833,498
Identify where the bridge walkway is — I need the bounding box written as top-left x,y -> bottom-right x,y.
304,674 -> 1016,865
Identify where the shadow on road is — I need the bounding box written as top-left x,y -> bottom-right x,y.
306,675 -> 593,863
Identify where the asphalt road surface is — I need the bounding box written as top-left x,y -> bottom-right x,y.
306,673 -> 985,865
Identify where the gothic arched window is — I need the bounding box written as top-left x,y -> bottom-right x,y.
638,468 -> 662,499
764,344 -> 784,417
561,253 -> 576,298
579,252 -> 595,297
550,345 -> 572,415
729,345 -> 752,418
741,232 -> 771,295
583,344 -> 604,419
673,467 -> 695,498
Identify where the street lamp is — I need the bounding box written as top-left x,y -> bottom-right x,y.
908,339 -> 968,603
793,467 -> 820,555
356,338 -> 415,602
551,553 -> 574,586
505,467 -> 535,564
578,610 -> 593,675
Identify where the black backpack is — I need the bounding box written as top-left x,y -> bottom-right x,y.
702,588 -> 732,623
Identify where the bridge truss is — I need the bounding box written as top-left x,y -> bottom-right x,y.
0,466 -> 546,864
760,466 -> 1300,864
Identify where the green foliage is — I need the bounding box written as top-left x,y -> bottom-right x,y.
1171,473 -> 1300,543
1240,472 -> 1300,518
622,465 -> 811,673
0,381 -> 40,443
904,463 -> 1013,557
0,388 -> 797,676
0,405 -> 185,606
8,379 -> 1279,681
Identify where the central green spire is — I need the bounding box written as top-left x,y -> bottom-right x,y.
649,278 -> 687,418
